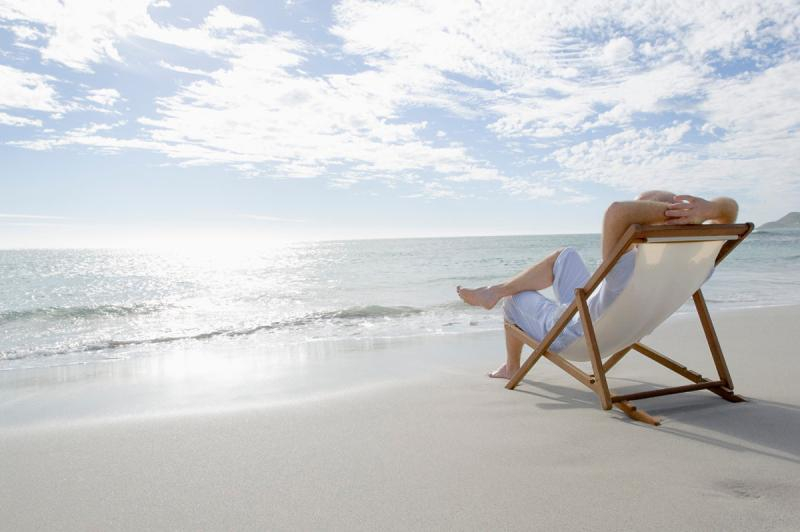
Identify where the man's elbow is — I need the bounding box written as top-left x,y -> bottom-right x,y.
728,197 -> 739,222
604,201 -> 626,221
715,197 -> 739,223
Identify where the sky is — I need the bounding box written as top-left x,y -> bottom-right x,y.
1,0 -> 799,248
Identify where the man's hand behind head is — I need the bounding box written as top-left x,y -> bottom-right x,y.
664,195 -> 718,225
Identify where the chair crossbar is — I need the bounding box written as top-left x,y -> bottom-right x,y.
632,343 -> 705,383
611,381 -> 725,403
644,235 -> 738,243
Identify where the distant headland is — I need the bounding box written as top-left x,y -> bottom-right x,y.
758,212 -> 800,230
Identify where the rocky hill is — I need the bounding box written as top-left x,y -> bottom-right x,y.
759,212 -> 800,230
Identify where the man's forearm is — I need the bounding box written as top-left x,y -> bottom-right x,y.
601,200 -> 670,261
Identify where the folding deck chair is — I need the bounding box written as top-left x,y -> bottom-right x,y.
505,222 -> 754,425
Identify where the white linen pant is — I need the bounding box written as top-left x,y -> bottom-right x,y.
502,247 -> 589,352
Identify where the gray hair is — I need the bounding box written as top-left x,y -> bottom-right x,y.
636,190 -> 675,202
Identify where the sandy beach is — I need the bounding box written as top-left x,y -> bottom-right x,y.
2,304 -> 799,531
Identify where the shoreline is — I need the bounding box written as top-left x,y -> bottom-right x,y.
2,301 -> 798,375
1,304 -> 799,429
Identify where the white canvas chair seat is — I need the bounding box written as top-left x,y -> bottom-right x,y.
558,240 -> 724,362
505,223 -> 753,425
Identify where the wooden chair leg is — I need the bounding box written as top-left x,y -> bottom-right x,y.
710,385 -> 746,403
575,288 -> 612,410
693,290 -> 734,389
616,401 -> 661,426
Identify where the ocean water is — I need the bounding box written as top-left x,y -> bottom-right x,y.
1,230 -> 799,370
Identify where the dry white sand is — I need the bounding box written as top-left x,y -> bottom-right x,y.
2,305 -> 799,531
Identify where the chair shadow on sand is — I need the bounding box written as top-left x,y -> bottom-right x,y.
516,377 -> 800,466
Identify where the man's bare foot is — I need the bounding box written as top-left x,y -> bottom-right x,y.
488,363 -> 519,379
457,285 -> 503,310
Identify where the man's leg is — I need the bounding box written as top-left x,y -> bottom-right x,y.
489,325 -> 524,378
457,248 -> 563,309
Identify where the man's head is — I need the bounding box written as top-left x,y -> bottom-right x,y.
636,190 -> 675,203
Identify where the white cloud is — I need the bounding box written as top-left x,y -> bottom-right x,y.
602,36 -> 635,64
157,61 -> 214,77
8,120 -> 153,152
330,0 -> 800,199
0,2 -> 544,198
0,63 -> 61,112
85,88 -> 121,107
126,28 -> 513,191
0,1 -> 272,72
203,6 -> 261,31
546,58 -> 800,201
697,61 -> 800,192
8,23 -> 45,42
0,110 -> 41,126
0,1 -> 152,71
552,122 -> 695,190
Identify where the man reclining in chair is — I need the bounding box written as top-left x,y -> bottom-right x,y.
457,191 -> 739,379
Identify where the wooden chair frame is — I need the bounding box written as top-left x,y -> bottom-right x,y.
505,222 -> 754,426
